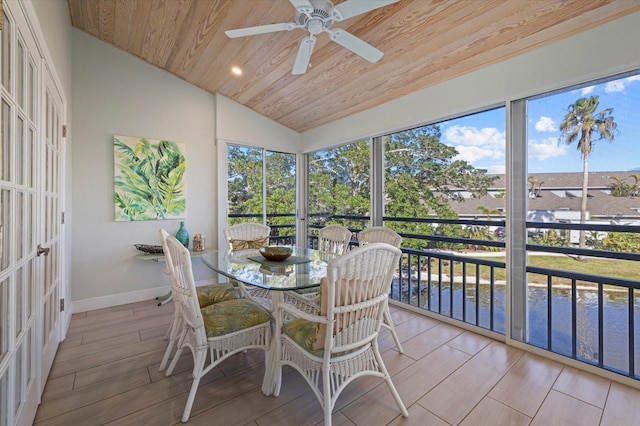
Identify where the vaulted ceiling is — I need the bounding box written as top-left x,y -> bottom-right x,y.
68,0 -> 640,133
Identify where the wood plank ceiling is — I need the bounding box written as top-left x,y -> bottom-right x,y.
68,0 -> 640,133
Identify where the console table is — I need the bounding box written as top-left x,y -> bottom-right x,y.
136,248 -> 212,305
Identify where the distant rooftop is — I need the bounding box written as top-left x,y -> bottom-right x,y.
451,171 -> 640,219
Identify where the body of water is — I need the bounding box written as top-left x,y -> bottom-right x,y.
402,282 -> 639,377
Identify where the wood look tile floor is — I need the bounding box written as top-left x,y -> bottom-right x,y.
35,299 -> 640,425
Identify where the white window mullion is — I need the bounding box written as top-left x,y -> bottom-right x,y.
507,99 -> 529,343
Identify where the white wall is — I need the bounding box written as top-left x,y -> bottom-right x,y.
71,29 -> 220,307
216,94 -> 299,150
70,29 -> 300,310
301,11 -> 640,151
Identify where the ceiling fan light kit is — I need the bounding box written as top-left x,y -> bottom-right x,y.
225,0 -> 399,75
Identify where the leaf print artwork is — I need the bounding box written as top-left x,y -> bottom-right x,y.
114,135 -> 186,221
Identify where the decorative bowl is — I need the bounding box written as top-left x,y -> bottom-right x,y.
259,246 -> 292,261
134,244 -> 164,254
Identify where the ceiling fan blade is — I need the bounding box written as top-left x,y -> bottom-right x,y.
225,23 -> 291,38
331,0 -> 400,21
289,0 -> 314,14
329,29 -> 383,63
292,35 -> 316,75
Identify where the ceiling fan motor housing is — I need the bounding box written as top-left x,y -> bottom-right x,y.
295,0 -> 334,33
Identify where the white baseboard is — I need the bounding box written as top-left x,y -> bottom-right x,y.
70,279 -> 218,313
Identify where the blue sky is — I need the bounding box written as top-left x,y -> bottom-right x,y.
438,73 -> 640,175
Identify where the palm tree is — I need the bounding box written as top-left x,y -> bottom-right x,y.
527,176 -> 544,198
629,174 -> 640,198
609,176 -> 630,197
559,96 -> 618,248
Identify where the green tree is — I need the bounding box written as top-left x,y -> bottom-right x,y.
308,126 -> 497,250
308,140 -> 371,231
384,126 -> 498,250
527,176 -> 544,198
227,146 -> 297,238
265,151 -> 296,237
630,174 -> 640,198
227,145 -> 263,224
559,96 -> 618,248
477,206 -> 501,218
609,176 -> 630,197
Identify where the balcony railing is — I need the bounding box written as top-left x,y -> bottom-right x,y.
230,213 -> 640,379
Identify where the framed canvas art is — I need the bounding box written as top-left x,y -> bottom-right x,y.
114,135 -> 186,221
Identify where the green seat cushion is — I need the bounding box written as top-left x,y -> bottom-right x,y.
201,299 -> 271,338
230,237 -> 268,250
282,318 -> 359,358
282,318 -> 324,357
196,283 -> 240,307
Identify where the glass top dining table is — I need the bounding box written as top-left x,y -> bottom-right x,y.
201,246 -> 336,396
200,247 -> 334,291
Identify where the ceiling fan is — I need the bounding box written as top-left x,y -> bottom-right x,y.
225,0 -> 399,75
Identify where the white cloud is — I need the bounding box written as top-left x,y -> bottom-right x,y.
484,164 -> 506,174
453,145 -> 504,163
605,80 -> 626,93
444,125 -> 505,148
528,137 -> 568,160
445,125 -> 506,165
535,116 -> 556,132
581,86 -> 595,95
604,75 -> 640,93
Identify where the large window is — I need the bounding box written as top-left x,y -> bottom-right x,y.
307,140 -> 371,239
522,71 -> 640,376
300,70 -> 640,380
384,109 -> 505,251
227,145 -> 296,243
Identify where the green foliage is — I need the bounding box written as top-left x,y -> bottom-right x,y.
602,232 -> 640,252
228,145 -> 263,219
308,140 -> 371,231
529,230 -> 569,247
227,146 -> 297,236
228,123 -> 499,247
384,126 -> 498,250
527,176 -> 544,198
609,175 -> 640,198
559,96 -> 618,248
305,125 -> 499,248
114,138 -> 185,220
559,96 -> 618,158
461,226 -> 501,251
585,231 -> 604,249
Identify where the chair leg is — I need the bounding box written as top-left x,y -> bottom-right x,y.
323,367 -> 333,426
181,349 -> 206,422
165,328 -> 187,376
272,349 -> 282,397
383,305 -> 404,354
164,320 -> 172,340
373,343 -> 409,418
159,316 -> 181,371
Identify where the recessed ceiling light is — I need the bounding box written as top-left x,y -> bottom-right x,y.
231,66 -> 242,76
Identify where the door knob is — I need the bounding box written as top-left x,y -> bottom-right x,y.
37,245 -> 50,257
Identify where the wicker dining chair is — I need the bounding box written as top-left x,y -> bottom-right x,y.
159,229 -> 271,422
223,223 -> 273,309
273,243 -> 408,426
317,224 -> 353,255
159,239 -> 242,371
285,224 -> 354,310
358,226 -> 404,353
